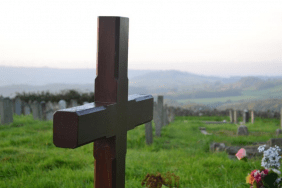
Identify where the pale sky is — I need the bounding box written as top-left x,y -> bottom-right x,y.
0,0 -> 281,77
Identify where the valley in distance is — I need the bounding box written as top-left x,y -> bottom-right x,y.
1,66 -> 282,112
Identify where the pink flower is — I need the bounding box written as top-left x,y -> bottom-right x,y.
236,148 -> 247,160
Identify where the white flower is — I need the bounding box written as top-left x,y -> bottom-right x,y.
258,145 -> 282,170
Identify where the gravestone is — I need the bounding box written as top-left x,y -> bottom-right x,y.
251,110 -> 255,124
276,129 -> 282,137
210,142 -> 225,152
58,100 -> 67,110
0,97 -> 13,125
153,101 -> 162,136
168,106 -> 175,123
24,102 -> 31,115
12,98 -> 15,114
229,109 -> 234,123
70,99 -> 78,107
153,101 -> 157,122
163,104 -> 169,126
31,101 -> 42,120
15,98 -> 22,115
243,109 -> 249,123
145,121 -> 153,145
237,125 -> 249,136
234,110 -> 237,124
40,101 -> 46,120
45,101 -> 54,121
157,95 -> 164,128
53,16 -> 153,188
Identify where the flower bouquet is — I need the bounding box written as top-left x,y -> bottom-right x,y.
236,145 -> 282,188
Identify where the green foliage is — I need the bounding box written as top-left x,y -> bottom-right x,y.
14,89 -> 94,104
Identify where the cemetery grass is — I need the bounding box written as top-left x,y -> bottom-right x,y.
0,115 -> 281,188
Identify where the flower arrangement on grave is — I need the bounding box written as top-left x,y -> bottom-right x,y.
236,145 -> 282,188
141,171 -> 180,188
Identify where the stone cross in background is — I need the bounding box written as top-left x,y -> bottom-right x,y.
243,109 -> 249,123
0,97 -> 13,125
53,16 -> 153,188
229,109 -> 234,123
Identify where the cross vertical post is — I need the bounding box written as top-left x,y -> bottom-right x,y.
53,16 -> 153,188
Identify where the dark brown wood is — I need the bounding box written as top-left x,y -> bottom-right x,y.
53,16 -> 153,188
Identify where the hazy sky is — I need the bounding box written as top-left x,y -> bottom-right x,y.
0,0 -> 281,77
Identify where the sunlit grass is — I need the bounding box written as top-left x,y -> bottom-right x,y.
0,114 -> 280,187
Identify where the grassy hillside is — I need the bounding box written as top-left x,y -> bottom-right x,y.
1,114 -> 281,187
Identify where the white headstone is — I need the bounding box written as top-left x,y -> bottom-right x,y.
58,100 -> 67,110
46,101 -> 54,121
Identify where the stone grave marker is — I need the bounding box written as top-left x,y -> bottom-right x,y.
53,16 -> 153,188
70,99 -> 78,107
163,104 -> 169,126
40,101 -> 46,120
145,121 -> 153,145
157,95 -> 164,128
24,102 -> 31,115
0,97 -> 13,125
58,100 -> 67,110
31,101 -> 42,120
251,110 -> 255,124
234,110 -> 237,124
12,98 -> 15,114
45,101 -> 54,121
243,109 -> 249,123
237,125 -> 249,136
153,101 -> 161,137
15,98 -> 22,115
229,109 -> 234,123
168,106 -> 175,123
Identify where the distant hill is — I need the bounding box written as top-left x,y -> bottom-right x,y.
1,66 -> 282,112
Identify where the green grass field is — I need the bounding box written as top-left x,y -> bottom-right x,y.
0,114 -> 281,187
176,84 -> 282,105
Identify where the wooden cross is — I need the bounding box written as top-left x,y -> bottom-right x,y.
53,16 -> 153,188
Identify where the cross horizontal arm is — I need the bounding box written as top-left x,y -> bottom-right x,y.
53,94 -> 153,149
